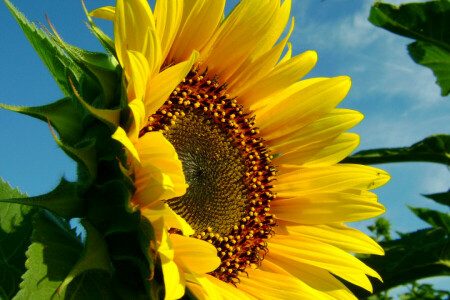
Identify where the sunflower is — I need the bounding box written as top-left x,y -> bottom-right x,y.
91,0 -> 390,299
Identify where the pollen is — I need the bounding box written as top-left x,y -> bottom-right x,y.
140,68 -> 277,284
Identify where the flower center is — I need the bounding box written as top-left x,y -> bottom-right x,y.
140,68 -> 277,284
163,108 -> 249,236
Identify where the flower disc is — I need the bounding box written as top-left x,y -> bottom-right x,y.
141,68 -> 277,283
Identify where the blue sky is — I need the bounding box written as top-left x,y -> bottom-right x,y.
1,0 -> 449,296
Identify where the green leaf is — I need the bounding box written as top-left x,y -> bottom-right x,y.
369,1 -> 450,96
369,1 -> 450,51
0,178 -> 85,219
58,219 -> 111,297
0,179 -> 37,299
0,97 -> 83,145
350,228 -> 450,298
342,134 -> 450,165
409,206 -> 450,233
408,41 -> 450,96
13,211 -> 83,300
3,0 -> 84,96
423,189 -> 450,207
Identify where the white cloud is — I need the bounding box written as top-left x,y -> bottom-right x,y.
291,0 -> 445,107
421,165 -> 450,194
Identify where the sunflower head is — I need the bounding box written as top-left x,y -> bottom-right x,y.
89,0 -> 390,299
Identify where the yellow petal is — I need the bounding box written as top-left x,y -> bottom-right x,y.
256,76 -> 351,142
240,50 -> 317,108
332,270 -> 374,293
156,226 -> 186,300
114,0 -> 159,73
111,126 -> 140,162
127,99 -> 146,143
171,235 -> 221,274
133,132 -> 187,206
268,108 -> 363,154
167,0 -> 225,63
144,51 -> 199,119
155,0 -> 183,60
274,133 -> 360,167
227,19 -> 295,96
125,50 -> 150,100
141,202 -> 194,237
89,6 -> 115,20
272,189 -> 385,224
268,234 -> 381,284
275,164 -> 390,197
283,223 -> 384,255
261,259 -> 356,300
202,275 -> 255,300
248,0 -> 292,59
185,273 -> 222,300
200,0 -> 280,81
238,268 -> 327,300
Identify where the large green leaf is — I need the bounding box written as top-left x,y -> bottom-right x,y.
0,179 -> 36,299
369,1 -> 450,96
0,178 -> 85,220
3,0 -> 83,96
349,228 -> 450,298
408,41 -> 450,96
342,134 -> 450,165
423,189 -> 450,207
13,211 -> 83,300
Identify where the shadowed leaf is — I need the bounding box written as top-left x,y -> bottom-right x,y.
349,228 -> 449,298
342,134 -> 450,165
423,190 -> 450,207
13,211 -> 83,300
0,178 -> 37,299
409,206 -> 450,234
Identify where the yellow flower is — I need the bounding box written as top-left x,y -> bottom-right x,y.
91,0 -> 390,299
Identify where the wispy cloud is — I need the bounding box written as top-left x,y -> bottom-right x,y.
291,0 -> 444,107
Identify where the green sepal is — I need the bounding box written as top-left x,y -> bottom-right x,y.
87,179 -> 137,235
59,219 -> 111,296
342,134 -> 450,165
85,178 -> 155,296
3,0 -> 84,96
138,216 -> 156,281
13,211 -> 83,300
72,86 -> 121,131
423,190 -> 450,207
0,97 -> 83,145
0,178 -> 85,219
48,31 -> 121,108
81,1 -> 116,56
409,206 -> 450,234
52,133 -> 98,182
0,178 -> 37,299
